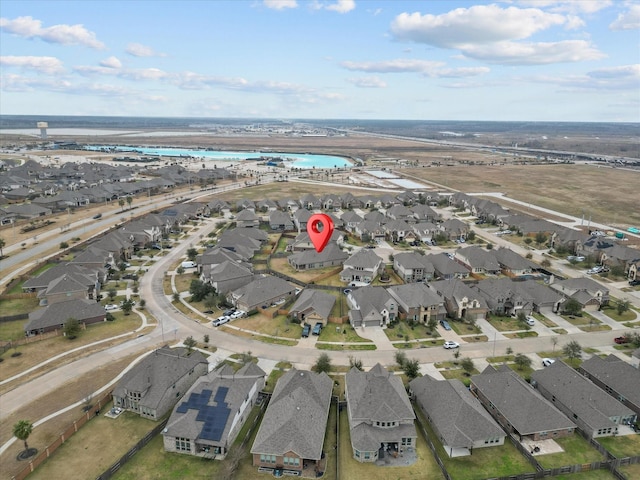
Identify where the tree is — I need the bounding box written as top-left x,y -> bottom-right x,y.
524,237 -> 533,245
349,355 -> 363,371
541,258 -> 551,268
204,292 -> 217,310
461,357 -> 475,376
63,318 -> 80,339
403,358 -> 421,380
60,241 -> 69,249
13,420 -> 33,452
551,336 -> 558,352
562,298 -> 582,316
466,231 -> 476,241
514,353 -> 532,371
313,353 -> 332,374
118,198 -> 125,212
186,248 -> 198,262
172,292 -> 180,303
563,340 -> 582,366
486,242 -> 494,250
535,232 -> 548,246
505,346 -> 513,356
126,196 -> 133,210
107,288 -> 117,301
138,298 -> 146,310
189,280 -> 216,302
121,299 -> 133,315
0,237 -> 5,257
617,300 -> 630,316
394,350 -> 408,368
176,266 -> 185,275
184,336 -> 197,353
203,334 -> 209,346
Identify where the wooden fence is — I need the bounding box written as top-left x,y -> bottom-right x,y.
11,391 -> 113,480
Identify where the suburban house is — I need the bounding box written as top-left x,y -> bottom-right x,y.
289,290 -> 336,326
387,283 -> 446,324
340,211 -> 363,232
287,244 -> 348,271
163,362 -> 266,459
440,218 -> 469,240
24,298 -> 106,336
493,248 -> 537,277
251,369 -> 332,476
347,286 -> 397,328
235,209 -> 260,228
36,274 -> 93,306
429,280 -> 488,321
455,246 -> 501,276
340,249 -> 384,285
410,376 -> 505,457
216,228 -> 268,260
113,347 -> 208,420
578,354 -> 640,417
549,277 -> 610,311
472,278 -> 535,317
354,220 -> 386,243
411,222 -> 439,244
227,275 -> 296,311
345,364 -> 417,463
470,365 -> 576,441
531,361 -> 635,438
393,252 -> 435,283
269,210 -> 294,231
287,230 -> 344,252
425,254 -> 470,280
204,261 -> 254,295
292,208 -> 312,232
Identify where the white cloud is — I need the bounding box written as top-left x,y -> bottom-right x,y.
100,56 -> 122,69
436,67 -> 491,78
311,0 -> 355,14
534,64 -> 640,90
347,76 -> 387,88
263,0 -> 297,9
125,43 -> 166,57
0,74 -> 137,96
461,40 -> 606,65
340,59 -> 444,73
390,5 -> 566,47
0,16 -> 105,49
609,4 -> 640,30
0,55 -> 65,74
516,1 -> 612,14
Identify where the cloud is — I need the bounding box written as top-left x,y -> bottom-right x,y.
340,59 -> 444,73
125,43 -> 166,57
263,0 -> 297,9
516,0 -> 612,14
347,76 -> 387,88
99,56 -> 122,69
609,4 -> 640,30
312,0 -> 356,14
0,16 -> 105,49
461,40 -> 605,65
535,64 -> 640,90
340,59 -> 489,78
390,5 -> 567,47
0,55 -> 64,74
0,74 -> 136,96
74,64 -> 169,81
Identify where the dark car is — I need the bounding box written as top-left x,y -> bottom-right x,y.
203,310 -> 214,314
439,319 -> 452,331
312,322 -> 323,336
92,213 -> 102,219
614,336 -> 630,344
630,279 -> 640,286
301,324 -> 311,338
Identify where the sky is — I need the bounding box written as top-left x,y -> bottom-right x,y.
0,0 -> 639,122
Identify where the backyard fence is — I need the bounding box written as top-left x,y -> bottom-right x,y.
11,390 -> 113,480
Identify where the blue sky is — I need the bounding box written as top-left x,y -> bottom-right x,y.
1,0 -> 638,121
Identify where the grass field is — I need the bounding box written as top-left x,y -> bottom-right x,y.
404,164 -> 640,229
536,435 -> 606,469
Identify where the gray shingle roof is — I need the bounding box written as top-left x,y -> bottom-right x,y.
411,376 -> 504,449
25,298 -> 105,332
579,354 -> 640,411
251,369 -> 332,460
532,361 -> 634,431
289,290 -> 336,321
471,366 -> 575,436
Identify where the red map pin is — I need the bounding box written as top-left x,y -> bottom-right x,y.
307,213 -> 334,253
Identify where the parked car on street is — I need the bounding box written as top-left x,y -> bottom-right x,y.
629,279 -> 640,286
443,341 -> 460,349
213,316 -> 230,327
614,336 -> 630,344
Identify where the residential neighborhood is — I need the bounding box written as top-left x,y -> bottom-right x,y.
1,153 -> 639,480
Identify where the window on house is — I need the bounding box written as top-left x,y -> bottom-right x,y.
175,437 -> 190,452
260,454 -> 276,464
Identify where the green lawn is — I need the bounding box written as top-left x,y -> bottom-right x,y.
536,434 -> 606,469
0,296 -> 40,315
597,433 -> 640,458
318,323 -> 371,343
600,304 -> 637,322
0,318 -> 26,341
414,406 -> 533,479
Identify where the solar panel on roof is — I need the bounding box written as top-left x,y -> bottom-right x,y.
175,386 -> 232,442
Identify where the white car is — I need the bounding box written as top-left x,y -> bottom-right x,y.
104,304 -> 119,311
443,341 -> 460,349
213,316 -> 230,327
525,316 -> 535,326
542,358 -> 555,367
230,310 -> 245,319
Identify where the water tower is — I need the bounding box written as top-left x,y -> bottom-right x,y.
37,122 -> 48,139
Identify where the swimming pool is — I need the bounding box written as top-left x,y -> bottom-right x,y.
84,145 -> 351,169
